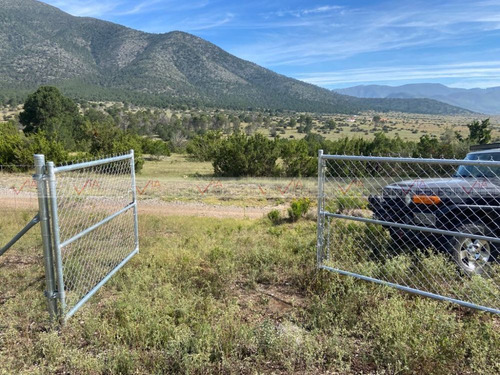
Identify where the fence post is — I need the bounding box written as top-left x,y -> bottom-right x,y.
316,149 -> 324,268
46,161 -> 66,317
130,150 -> 139,252
34,154 -> 58,319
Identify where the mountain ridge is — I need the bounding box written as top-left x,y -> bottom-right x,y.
335,83 -> 500,114
0,0 -> 471,114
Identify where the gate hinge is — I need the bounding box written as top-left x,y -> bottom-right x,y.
44,290 -> 60,299
33,173 -> 49,182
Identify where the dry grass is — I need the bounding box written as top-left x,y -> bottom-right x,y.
0,104 -> 22,122
256,112 -> 500,141
0,209 -> 499,374
141,154 -> 213,178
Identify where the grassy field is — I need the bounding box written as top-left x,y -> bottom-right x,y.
142,154 -> 213,178
254,112 -> 500,142
138,155 -> 315,209
1,208 -> 499,374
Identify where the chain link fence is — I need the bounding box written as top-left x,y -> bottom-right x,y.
47,153 -> 139,319
317,150 -> 500,314
0,152 -> 139,322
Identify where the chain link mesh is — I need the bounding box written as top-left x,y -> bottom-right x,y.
52,156 -> 137,313
318,155 -> 500,313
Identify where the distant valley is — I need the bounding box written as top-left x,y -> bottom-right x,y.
335,83 -> 500,114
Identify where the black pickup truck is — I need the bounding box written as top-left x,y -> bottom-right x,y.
368,146 -> 500,275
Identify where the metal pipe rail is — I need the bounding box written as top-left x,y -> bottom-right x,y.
0,215 -> 39,257
321,211 -> 500,245
319,264 -> 500,314
65,246 -> 139,320
321,153 -> 500,167
53,153 -> 132,173
60,202 -> 136,248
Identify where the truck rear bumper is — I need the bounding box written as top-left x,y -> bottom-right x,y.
368,195 -> 444,246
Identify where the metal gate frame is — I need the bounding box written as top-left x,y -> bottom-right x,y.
317,150 -> 500,314
34,151 -> 139,321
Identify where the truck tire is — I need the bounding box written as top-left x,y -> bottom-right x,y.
446,224 -> 492,275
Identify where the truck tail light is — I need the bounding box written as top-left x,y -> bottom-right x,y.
412,195 -> 441,205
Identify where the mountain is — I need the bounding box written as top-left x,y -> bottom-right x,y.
335,83 -> 500,114
0,0 -> 470,115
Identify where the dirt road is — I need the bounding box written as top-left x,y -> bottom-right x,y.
0,196 -> 281,219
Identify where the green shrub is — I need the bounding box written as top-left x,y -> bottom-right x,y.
213,132 -> 281,177
288,198 -> 311,222
0,121 -> 69,169
141,138 -> 170,160
366,296 -> 473,374
267,209 -> 281,225
326,192 -> 368,214
186,131 -> 223,161
19,86 -> 83,150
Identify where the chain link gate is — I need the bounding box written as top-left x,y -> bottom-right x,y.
317,150 -> 500,314
34,151 -> 139,321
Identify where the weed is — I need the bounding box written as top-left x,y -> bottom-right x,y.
326,192 -> 368,214
267,209 -> 281,225
288,198 -> 311,222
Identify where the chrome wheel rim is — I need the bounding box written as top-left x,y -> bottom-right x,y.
458,238 -> 490,273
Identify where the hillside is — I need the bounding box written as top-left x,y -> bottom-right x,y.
335,83 -> 500,114
0,0 -> 470,114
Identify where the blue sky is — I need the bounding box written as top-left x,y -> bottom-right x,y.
42,0 -> 500,89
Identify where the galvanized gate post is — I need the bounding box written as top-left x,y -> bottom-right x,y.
130,150 -> 139,252
316,149 -> 324,267
46,161 -> 66,317
34,154 -> 58,319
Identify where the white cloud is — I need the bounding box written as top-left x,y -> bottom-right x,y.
184,13 -> 235,31
230,1 -> 500,67
232,27 -> 440,66
143,12 -> 235,33
280,5 -> 344,18
294,62 -> 500,88
43,0 -> 122,17
303,6 -> 342,14
43,0 -> 192,17
117,0 -> 163,15
448,80 -> 500,89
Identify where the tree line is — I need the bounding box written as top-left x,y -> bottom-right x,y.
0,86 -> 494,177
0,86 -> 170,171
186,119 -> 493,177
